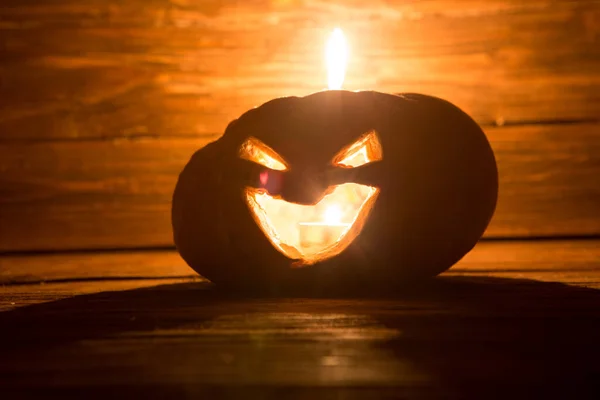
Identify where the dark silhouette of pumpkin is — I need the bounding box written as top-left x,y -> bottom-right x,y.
172,90 -> 498,290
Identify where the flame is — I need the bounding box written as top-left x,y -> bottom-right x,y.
245,183 -> 379,265
323,205 -> 343,225
326,28 -> 348,90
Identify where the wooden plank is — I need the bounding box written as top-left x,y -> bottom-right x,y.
0,240 -> 599,397
0,137 -> 210,252
0,0 -> 599,140
446,238 -> 600,289
0,250 -> 195,285
1,122 -> 599,252
1,240 -> 599,289
486,122 -> 600,237
0,277 -> 203,312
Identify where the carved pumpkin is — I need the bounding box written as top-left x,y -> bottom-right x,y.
172,90 -> 498,289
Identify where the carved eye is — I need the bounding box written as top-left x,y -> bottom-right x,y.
331,130 -> 383,168
239,137 -> 288,171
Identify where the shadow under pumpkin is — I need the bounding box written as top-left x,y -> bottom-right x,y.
0,277 -> 598,398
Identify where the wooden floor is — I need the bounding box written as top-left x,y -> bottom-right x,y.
1,240 -> 599,399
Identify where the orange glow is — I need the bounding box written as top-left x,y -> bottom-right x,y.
326,28 -> 348,90
332,130 -> 383,168
237,31 -> 383,266
245,183 -> 379,265
323,205 -> 343,225
239,137 -> 288,171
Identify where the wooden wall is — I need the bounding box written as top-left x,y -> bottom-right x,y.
1,0 -> 599,252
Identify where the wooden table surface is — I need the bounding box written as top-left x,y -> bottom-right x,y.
1,240 -> 599,399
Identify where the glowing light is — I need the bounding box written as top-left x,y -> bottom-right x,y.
245,183 -> 379,265
332,130 -> 384,168
326,28 -> 348,90
323,205 -> 343,225
239,137 -> 288,171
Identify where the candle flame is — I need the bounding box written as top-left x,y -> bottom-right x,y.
323,205 -> 343,225
245,183 -> 379,265
326,28 -> 348,90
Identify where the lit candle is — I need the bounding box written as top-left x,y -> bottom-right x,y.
298,205 -> 350,254
294,29 -> 354,255
172,26 -> 498,286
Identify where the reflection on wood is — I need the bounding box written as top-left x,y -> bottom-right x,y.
0,250 -> 196,285
1,239 -> 599,289
0,239 -> 599,397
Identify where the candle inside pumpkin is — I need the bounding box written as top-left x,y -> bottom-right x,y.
298,206 -> 349,254
243,29 -> 382,265
245,182 -> 379,265
299,28 -> 351,254
172,27 -> 499,286
296,28 -> 353,257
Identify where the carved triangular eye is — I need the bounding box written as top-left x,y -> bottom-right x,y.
239,137 -> 288,171
331,130 -> 383,168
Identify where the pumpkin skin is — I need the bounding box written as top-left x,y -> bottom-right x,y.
172,90 -> 498,289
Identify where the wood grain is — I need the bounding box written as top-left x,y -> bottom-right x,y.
1,122 -> 599,252
446,238 -> 600,289
1,239 -> 599,289
0,240 -> 599,398
1,0 -> 599,252
0,250 -> 196,285
0,0 -> 599,141
0,277 -> 202,312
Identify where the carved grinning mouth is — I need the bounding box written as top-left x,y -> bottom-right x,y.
244,183 -> 379,266
239,130 -> 383,267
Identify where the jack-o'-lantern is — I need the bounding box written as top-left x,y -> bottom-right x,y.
172,90 -> 498,289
